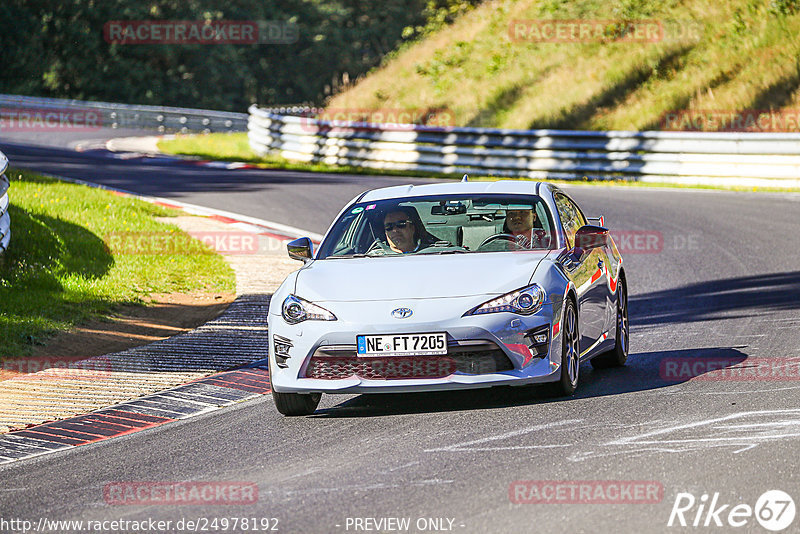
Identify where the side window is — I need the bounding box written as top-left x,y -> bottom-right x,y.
567,196 -> 587,227
554,193 -> 582,248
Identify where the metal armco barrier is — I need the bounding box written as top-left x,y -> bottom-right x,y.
247,105 -> 800,185
0,150 -> 10,254
1,94 -> 249,133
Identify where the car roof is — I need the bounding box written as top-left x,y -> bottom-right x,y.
359,180 -> 548,202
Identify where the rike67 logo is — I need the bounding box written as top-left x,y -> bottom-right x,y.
668,490 -> 796,531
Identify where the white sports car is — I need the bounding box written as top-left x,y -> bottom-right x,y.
267,180 -> 628,415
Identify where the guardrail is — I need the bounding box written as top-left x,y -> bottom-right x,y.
0,150 -> 10,255
248,105 -> 800,186
0,94 -> 251,134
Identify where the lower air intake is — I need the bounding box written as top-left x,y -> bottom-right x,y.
304,350 -> 513,380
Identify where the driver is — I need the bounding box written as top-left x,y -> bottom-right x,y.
368,206 -> 442,254
503,208 -> 542,249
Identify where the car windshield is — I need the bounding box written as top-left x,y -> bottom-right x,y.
316,194 -> 555,259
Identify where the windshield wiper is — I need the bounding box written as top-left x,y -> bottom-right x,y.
433,249 -> 468,255
327,253 -> 369,259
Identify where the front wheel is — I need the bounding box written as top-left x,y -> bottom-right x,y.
272,391 -> 321,416
548,297 -> 580,396
590,280 -> 628,369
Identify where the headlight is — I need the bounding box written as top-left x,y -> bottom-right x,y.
465,284 -> 546,316
282,295 -> 337,324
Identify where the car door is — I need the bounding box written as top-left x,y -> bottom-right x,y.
554,192 -> 608,353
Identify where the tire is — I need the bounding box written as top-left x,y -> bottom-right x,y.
272,390 -> 322,416
548,297 -> 580,396
590,280 -> 629,369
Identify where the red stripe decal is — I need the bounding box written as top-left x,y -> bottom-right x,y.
258,231 -> 292,241
76,414 -> 145,429
209,215 -> 240,224
201,379 -> 271,394
11,411 -> 178,447
45,422 -> 114,438
17,426 -> 96,442
154,201 -> 183,210
204,378 -> 269,388
13,430 -> 88,446
97,409 -> 173,424
82,420 -> 173,445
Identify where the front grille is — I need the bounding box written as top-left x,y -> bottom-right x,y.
304,344 -> 514,380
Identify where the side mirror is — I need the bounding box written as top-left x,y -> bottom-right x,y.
574,225 -> 609,251
287,237 -> 314,263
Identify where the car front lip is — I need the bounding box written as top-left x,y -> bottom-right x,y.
271,369 -> 560,394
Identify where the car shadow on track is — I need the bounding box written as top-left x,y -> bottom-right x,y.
310,347 -> 748,418
630,271 -> 800,326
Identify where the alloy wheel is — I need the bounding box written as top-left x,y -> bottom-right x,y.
565,304 -> 579,387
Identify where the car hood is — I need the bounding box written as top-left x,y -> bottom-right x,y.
295,252 -> 549,302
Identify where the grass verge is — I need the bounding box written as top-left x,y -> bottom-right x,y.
158,133 -> 800,193
0,169 -> 236,359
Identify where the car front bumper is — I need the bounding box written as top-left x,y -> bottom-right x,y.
268,298 -> 564,394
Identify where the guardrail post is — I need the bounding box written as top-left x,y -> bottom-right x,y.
0,150 -> 11,256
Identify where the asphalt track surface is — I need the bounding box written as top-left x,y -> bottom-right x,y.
2,130 -> 800,533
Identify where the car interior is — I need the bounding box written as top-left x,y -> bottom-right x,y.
325,196 -> 554,257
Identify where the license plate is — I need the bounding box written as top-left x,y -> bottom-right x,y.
356,332 -> 447,357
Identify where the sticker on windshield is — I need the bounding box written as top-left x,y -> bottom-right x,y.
365,204 -> 377,210
351,207 -> 364,214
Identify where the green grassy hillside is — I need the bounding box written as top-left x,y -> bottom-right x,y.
327,0 -> 800,131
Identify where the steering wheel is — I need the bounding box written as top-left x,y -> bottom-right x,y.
478,233 -> 518,249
